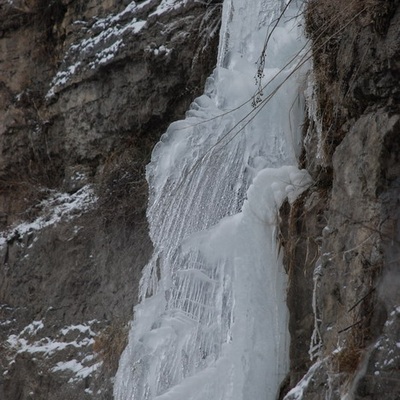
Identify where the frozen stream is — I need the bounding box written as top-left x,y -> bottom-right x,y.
114,0 -> 311,399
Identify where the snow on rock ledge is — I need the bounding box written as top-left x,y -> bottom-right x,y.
0,185 -> 97,248
46,0 -> 192,99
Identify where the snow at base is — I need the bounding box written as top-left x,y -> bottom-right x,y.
115,0 -> 311,399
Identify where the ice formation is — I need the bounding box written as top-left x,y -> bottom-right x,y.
114,0 -> 311,399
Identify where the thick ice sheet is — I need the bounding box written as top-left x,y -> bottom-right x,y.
114,1 -> 310,399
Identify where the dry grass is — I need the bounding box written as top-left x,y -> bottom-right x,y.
332,317 -> 368,374
334,347 -> 362,374
93,320 -> 129,372
332,341 -> 362,374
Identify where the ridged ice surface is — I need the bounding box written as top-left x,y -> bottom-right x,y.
114,1 -> 311,399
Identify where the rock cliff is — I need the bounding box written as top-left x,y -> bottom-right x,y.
282,0 -> 400,398
0,0 -> 220,398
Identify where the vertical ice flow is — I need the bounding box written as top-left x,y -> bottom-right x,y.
114,1 -> 311,399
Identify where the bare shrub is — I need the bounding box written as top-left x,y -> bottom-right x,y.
332,344 -> 362,374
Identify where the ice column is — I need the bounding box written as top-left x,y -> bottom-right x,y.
114,1 -> 311,399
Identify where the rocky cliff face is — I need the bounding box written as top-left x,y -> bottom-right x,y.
0,1 -> 220,399
283,0 -> 400,398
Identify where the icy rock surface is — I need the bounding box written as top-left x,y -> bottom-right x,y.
114,0 -> 311,399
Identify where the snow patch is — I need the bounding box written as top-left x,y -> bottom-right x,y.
5,319 -> 99,357
60,322 -> 97,337
46,1 -> 148,97
0,185 -> 97,248
150,0 -> 188,16
6,335 -> 94,356
4,318 -> 102,382
52,359 -> 102,381
20,320 -> 44,336
150,45 -> 172,57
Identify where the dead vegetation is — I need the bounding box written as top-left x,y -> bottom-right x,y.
333,345 -> 362,374
331,329 -> 363,374
93,320 -> 129,372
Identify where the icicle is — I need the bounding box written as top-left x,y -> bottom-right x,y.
309,261 -> 323,360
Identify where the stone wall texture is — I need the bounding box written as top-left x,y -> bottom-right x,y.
282,1 -> 400,398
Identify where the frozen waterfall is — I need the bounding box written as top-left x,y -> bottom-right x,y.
114,0 -> 311,399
